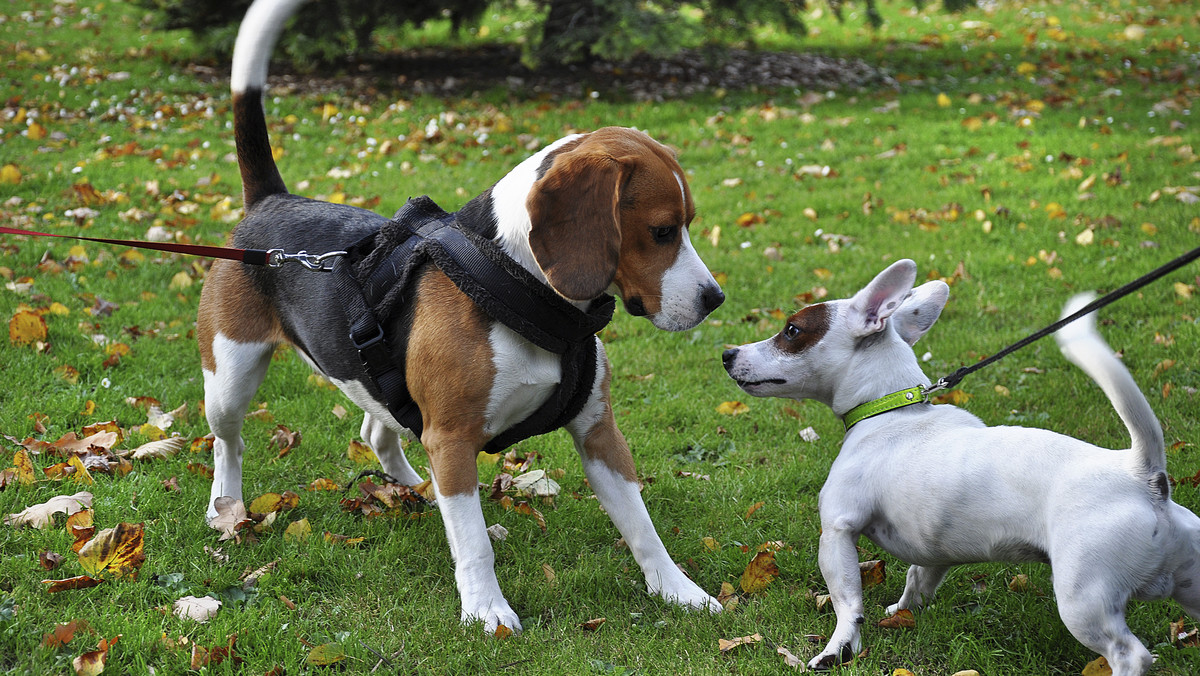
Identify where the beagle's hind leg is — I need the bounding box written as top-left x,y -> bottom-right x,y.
203,334 -> 274,521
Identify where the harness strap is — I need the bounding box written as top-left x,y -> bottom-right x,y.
334,196 -> 613,454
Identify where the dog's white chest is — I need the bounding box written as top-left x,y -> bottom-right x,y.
484,323 -> 561,436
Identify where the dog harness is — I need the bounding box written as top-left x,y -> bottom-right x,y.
332,196 -> 615,454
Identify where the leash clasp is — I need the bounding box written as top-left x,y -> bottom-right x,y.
919,378 -> 949,401
265,249 -> 347,272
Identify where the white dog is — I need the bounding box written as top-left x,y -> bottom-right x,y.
722,259 -> 1200,674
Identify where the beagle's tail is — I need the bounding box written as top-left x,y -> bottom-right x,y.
1054,294 -> 1166,479
230,0 -> 306,212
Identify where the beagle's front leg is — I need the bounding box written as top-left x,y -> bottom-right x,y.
568,356 -> 721,613
424,426 -> 522,634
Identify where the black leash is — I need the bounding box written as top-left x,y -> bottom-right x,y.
926,244 -> 1200,394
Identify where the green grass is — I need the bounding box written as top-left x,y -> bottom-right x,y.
2,0 -> 1199,673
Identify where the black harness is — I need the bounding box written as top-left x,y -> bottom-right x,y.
331,196 -> 615,454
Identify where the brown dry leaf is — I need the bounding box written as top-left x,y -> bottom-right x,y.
307,478 -> 341,491
718,632 -> 763,653
513,501 -> 547,530
716,400 -> 750,416
512,469 -> 560,498
744,501 -> 765,520
172,595 -> 222,623
39,550 -> 64,570
78,423 -> 122,446
43,575 -> 105,593
859,559 -> 886,587
270,425 -> 301,457
877,608 -> 916,629
1081,656 -> 1113,676
42,619 -> 93,648
493,625 -> 514,640
740,550 -> 779,593
580,617 -> 606,631
129,437 -> 186,460
9,309 -> 47,345
6,491 -> 93,529
190,638 -> 242,669
73,635 -> 119,676
1008,573 -> 1029,592
78,523 -> 145,579
284,518 -> 312,542
347,439 -> 376,464
324,531 -> 365,546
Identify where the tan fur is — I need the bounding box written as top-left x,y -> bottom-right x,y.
196,259 -> 284,371
405,271 -> 495,496
579,368 -> 638,483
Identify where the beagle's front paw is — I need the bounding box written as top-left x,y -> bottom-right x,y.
647,567 -> 722,613
461,595 -> 522,636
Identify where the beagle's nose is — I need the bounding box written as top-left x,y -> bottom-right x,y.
702,285 -> 725,314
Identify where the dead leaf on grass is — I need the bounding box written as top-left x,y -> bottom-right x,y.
6,491 -> 93,529
740,550 -> 779,593
172,595 -> 222,623
78,523 -> 145,579
719,633 -> 763,653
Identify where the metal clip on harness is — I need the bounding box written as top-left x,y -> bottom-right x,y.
266,249 -> 347,272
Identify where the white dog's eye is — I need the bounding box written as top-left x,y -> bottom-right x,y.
784,324 -> 800,339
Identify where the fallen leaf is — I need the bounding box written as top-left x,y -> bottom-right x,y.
493,624 -> 513,639
580,617 -> 606,631
877,608 -> 916,629
270,425 -> 301,457
777,645 -> 804,668
284,518 -> 311,541
172,595 -> 222,623
73,635 -> 119,676
208,497 -> 253,541
744,501 -> 765,520
40,551 -> 64,570
1082,656 -> 1113,676
859,559 -> 886,587
42,619 -> 91,648
740,550 -> 779,593
718,633 -> 763,653
9,309 -> 47,345
78,523 -> 145,579
6,491 -> 93,529
716,401 -> 750,416
512,469 -> 561,497
347,439 -> 377,464
129,436 -> 186,460
11,448 -> 37,484
42,575 -> 104,593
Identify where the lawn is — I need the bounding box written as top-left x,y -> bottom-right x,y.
2,0 -> 1198,674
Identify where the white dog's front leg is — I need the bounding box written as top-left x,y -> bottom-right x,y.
360,414 -> 424,485
436,487 -> 522,634
582,459 -> 721,612
886,564 -> 949,615
810,526 -> 867,670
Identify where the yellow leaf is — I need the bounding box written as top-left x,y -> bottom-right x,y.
739,551 -> 779,593
168,271 -> 192,290
716,401 -> 749,416
0,163 -> 21,184
306,643 -> 345,665
27,121 -> 47,140
347,440 -> 377,465
1174,282 -> 1193,299
702,536 -> 720,552
1082,656 -> 1113,676
1016,61 -> 1037,75
67,455 -> 94,485
284,518 -> 311,542
12,448 -> 37,485
493,624 -> 513,640
893,670 -> 916,676
9,310 -> 48,345
860,559 -> 886,587
72,636 -> 119,676
936,92 -> 951,108
78,523 -> 145,579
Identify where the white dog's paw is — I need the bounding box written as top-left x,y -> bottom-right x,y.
648,568 -> 722,613
461,598 -> 522,636
807,642 -> 857,671
884,601 -> 900,615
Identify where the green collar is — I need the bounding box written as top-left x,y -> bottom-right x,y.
842,386 -> 928,431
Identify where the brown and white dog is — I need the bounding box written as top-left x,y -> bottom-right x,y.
198,0 -> 724,633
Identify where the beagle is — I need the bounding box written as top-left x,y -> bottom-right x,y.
198,0 -> 724,633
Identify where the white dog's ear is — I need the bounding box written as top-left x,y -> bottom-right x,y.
893,280 -> 949,346
847,259 -> 917,337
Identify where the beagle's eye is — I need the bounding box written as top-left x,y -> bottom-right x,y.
651,226 -> 677,244
783,324 -> 801,340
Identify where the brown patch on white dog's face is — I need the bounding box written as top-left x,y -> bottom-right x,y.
773,303 -> 831,354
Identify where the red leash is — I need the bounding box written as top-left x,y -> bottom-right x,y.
0,225 -> 344,271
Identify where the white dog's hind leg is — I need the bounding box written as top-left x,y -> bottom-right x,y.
886,564 -> 949,615
809,527 -> 867,670
360,414 -> 424,485
1056,580 -> 1153,676
203,335 -> 274,521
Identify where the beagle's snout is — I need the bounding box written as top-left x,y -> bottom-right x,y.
702,285 -> 725,315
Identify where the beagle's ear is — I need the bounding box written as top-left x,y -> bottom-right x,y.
526,150 -> 624,301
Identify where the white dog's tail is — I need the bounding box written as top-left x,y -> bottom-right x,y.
1054,294 -> 1166,478
229,0 -> 307,211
